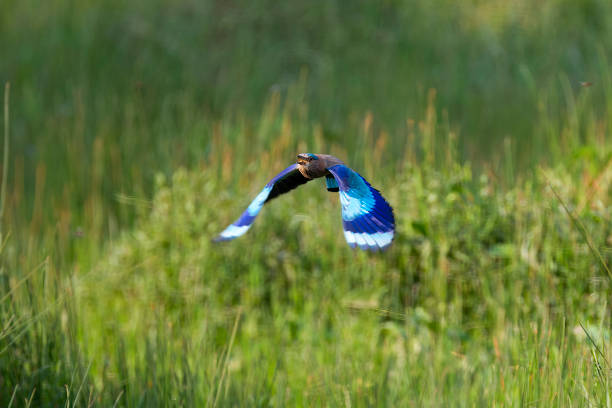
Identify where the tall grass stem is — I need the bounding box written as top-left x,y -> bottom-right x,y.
1,82 -> 9,224
547,179 -> 612,281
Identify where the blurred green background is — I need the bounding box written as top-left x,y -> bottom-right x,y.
2,0 -> 612,406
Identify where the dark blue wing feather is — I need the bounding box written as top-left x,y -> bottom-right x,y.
327,164 -> 395,251
214,164 -> 310,241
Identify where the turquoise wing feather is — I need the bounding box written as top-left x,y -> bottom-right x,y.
214,165 -> 311,241
327,164 -> 395,251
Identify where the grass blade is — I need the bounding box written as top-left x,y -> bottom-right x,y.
0,82 -> 9,223
547,179 -> 612,281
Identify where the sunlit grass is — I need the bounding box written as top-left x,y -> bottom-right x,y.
4,91 -> 612,404
68,139 -> 612,405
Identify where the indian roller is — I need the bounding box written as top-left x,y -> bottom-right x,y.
214,153 -> 395,251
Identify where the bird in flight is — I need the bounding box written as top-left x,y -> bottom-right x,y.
214,153 -> 395,251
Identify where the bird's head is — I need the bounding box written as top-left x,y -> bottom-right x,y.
297,153 -> 319,166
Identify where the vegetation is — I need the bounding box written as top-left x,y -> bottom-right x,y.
2,0 -> 612,405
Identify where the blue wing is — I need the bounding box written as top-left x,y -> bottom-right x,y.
214,164 -> 311,241
327,164 -> 395,251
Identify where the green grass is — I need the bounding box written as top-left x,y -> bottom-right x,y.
72,156 -> 612,406
2,0 -> 612,406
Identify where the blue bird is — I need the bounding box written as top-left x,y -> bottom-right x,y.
214,153 -> 395,251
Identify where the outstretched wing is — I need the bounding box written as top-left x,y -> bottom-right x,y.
327,164 -> 395,251
214,164 -> 311,241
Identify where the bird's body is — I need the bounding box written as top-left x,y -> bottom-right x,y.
215,153 -> 395,251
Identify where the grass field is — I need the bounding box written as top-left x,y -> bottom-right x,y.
2,0 -> 612,406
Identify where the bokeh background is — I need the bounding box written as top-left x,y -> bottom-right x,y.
2,0 -> 612,406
